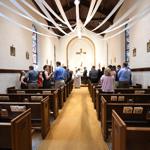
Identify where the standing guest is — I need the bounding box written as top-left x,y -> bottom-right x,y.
108,65 -> 113,70
111,65 -> 116,78
42,65 -> 53,88
102,67 -> 105,75
66,68 -> 71,82
68,69 -> 73,82
89,66 -> 99,83
37,71 -> 43,88
97,64 -> 103,82
26,66 -> 38,89
63,66 -> 69,83
49,65 -> 53,73
82,67 -> 88,84
115,65 -> 121,87
116,65 -> 121,81
74,68 -> 81,88
54,61 -> 65,89
100,68 -> 115,92
19,71 -> 27,89
118,62 -> 131,88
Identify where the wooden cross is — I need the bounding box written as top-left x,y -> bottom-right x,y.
76,48 -> 86,55
76,49 -> 86,68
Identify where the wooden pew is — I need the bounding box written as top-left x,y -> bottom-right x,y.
95,88 -> 150,120
7,87 -> 63,109
87,81 -> 98,102
69,79 -> 73,94
59,86 -> 64,108
101,94 -> 150,141
92,85 -> 101,108
7,86 -> 15,93
66,82 -> 69,97
112,110 -> 150,150
63,84 -> 67,102
6,90 -> 59,118
88,81 -> 93,97
130,83 -> 142,88
0,108 -> 32,150
0,95 -> 50,138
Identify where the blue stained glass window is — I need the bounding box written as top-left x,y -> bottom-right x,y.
125,24 -> 130,63
32,25 -> 38,66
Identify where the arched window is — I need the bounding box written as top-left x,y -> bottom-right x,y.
125,24 -> 130,63
32,25 -> 38,67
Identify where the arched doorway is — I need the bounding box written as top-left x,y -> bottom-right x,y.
66,36 -> 95,72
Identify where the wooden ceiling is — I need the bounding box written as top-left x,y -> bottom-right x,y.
33,0 -> 121,36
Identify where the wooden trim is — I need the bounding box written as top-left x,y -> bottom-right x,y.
0,69 -> 27,73
131,67 -> 150,72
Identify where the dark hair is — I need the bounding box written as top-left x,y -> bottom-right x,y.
29,66 -> 34,70
123,62 -> 128,67
56,61 -> 61,66
43,65 -> 48,70
108,65 -> 112,69
63,66 -> 67,69
117,65 -> 121,68
112,65 -> 116,71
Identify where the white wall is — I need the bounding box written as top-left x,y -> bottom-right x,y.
105,0 -> 150,88
67,37 -> 95,72
1,0 -> 150,91
0,0 -> 58,93
58,28 -> 107,73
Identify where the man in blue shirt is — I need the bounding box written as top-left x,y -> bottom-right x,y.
118,62 -> 131,88
54,61 -> 65,88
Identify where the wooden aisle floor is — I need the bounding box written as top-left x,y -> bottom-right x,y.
37,87 -> 108,150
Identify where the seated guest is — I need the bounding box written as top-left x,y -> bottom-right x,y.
19,71 -> 27,89
25,66 -> 38,89
118,62 -> 131,88
100,68 -> 115,92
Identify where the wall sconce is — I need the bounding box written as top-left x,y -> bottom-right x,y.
10,45 -> 16,56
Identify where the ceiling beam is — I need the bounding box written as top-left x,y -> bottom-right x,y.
80,1 -> 107,17
55,1 -> 75,16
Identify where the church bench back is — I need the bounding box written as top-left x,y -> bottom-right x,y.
112,110 -> 150,150
8,87 -> 64,109
95,90 -> 150,120
0,109 -> 32,150
101,96 -> 150,141
1,91 -> 59,119
0,96 -> 50,139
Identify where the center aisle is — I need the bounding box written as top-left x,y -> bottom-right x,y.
37,87 -> 108,150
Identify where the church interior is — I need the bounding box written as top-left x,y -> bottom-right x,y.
0,0 -> 150,150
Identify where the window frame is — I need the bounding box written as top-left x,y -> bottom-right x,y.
125,23 -> 130,63
32,24 -> 38,66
